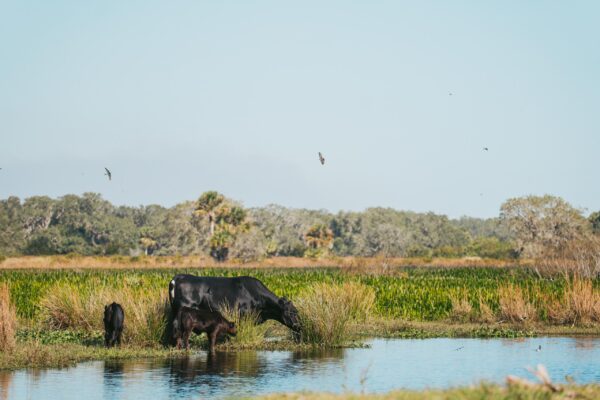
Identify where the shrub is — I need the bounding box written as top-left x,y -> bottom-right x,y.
498,285 -> 536,323
547,277 -> 600,325
341,282 -> 376,321
219,303 -> 270,348
295,282 -> 374,346
0,284 -> 16,351
477,299 -> 496,324
450,295 -> 473,322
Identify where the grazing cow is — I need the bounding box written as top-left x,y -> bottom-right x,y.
103,302 -> 124,348
174,306 -> 237,351
169,274 -> 301,339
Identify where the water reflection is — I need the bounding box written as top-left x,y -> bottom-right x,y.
5,338 -> 600,400
0,371 -> 12,400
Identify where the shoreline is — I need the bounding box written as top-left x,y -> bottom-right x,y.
3,320 -> 599,371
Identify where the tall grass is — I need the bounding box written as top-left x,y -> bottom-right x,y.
498,285 -> 536,323
40,286 -> 168,346
296,282 -> 376,346
547,277 -> 600,325
0,284 -> 16,351
1,267 -> 597,330
450,295 -> 473,322
219,303 -> 270,348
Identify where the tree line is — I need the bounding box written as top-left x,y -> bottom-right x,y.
1,191 -> 598,261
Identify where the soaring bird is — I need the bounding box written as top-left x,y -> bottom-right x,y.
483,147 -> 489,151
536,345 -> 542,352
449,92 -> 453,96
104,167 -> 112,181
318,152 -> 325,165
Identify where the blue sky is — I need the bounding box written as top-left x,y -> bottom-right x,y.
1,1 -> 598,218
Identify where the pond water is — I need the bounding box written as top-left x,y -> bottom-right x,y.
1,337 -> 600,399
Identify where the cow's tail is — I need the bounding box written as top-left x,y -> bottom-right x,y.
169,279 -> 176,305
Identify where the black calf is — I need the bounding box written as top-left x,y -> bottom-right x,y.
103,302 -> 124,348
173,307 -> 237,352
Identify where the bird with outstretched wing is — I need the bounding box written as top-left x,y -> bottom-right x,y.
104,167 -> 112,181
318,152 -> 325,165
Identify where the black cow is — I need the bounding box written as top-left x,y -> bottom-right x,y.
103,302 -> 124,348
174,306 -> 237,352
169,274 -> 301,338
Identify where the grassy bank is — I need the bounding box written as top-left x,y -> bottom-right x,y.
248,384 -> 600,400
0,266 -> 597,322
0,265 -> 598,369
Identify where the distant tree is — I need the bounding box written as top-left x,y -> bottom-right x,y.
250,205 -> 329,257
139,236 -> 158,255
589,211 -> 600,235
499,195 -> 589,258
466,237 -> 517,259
159,201 -> 207,255
304,223 -> 333,257
229,229 -> 267,262
0,197 -> 25,255
193,191 -> 249,261
194,191 -> 225,237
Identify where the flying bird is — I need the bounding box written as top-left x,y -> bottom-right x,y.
104,167 -> 112,181
483,147 -> 489,151
318,152 -> 325,165
448,92 -> 453,96
454,346 -> 464,351
536,345 -> 542,352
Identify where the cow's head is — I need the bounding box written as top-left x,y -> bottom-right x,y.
278,297 -> 301,334
227,321 -> 237,337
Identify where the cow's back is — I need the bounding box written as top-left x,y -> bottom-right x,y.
170,275 -> 277,312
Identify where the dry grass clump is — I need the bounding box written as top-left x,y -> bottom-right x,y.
477,299 -> 496,324
219,303 -> 270,348
546,277 -> 600,325
498,285 -> 536,323
450,295 -> 473,322
40,286 -> 168,346
295,282 -> 375,345
450,295 -> 496,323
0,284 -> 17,351
341,282 -> 376,321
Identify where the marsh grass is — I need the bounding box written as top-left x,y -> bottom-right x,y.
546,276 -> 600,325
0,284 -> 16,351
219,303 -> 270,348
40,286 -> 169,346
0,341 -> 183,370
498,285 -> 536,323
477,299 -> 496,324
296,282 -> 375,346
252,384 -> 600,400
450,295 -> 473,322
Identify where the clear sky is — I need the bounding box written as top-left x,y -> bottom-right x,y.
1,1 -> 598,218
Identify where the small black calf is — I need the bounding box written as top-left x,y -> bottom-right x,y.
103,302 -> 124,348
174,307 -> 237,352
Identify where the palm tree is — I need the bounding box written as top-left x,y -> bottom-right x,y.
194,191 -> 225,237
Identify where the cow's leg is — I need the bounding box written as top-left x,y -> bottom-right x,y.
116,328 -> 122,346
209,328 -> 220,353
183,330 -> 191,351
105,333 -> 110,348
